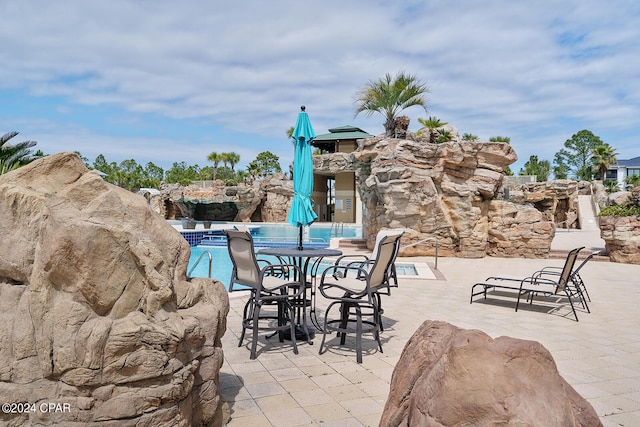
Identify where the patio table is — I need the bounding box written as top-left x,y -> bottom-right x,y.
258,247 -> 342,341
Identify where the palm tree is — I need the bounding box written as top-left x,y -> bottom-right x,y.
435,130 -> 453,144
591,143 -> 618,181
0,131 -> 38,175
207,151 -> 222,180
418,116 -> 448,143
354,71 -> 429,137
626,174 -> 640,189
220,152 -> 232,180
462,133 -> 479,141
604,179 -> 620,193
226,152 -> 240,178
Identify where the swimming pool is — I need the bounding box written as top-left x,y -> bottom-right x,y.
187,246 -> 421,288
183,223 -> 358,284
176,222 -> 362,247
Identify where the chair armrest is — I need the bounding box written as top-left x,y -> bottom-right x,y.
259,264 -> 304,296
318,265 -> 369,300
334,254 -> 369,265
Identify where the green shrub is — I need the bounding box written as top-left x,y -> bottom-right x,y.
599,205 -> 640,217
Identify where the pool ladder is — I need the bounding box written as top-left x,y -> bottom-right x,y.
187,249 -> 213,279
330,222 -> 344,237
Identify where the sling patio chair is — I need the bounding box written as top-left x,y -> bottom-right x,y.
470,247 -> 584,321
535,249 -> 600,306
224,229 -> 304,359
318,233 -> 402,363
332,230 -> 403,332
332,229 -> 404,288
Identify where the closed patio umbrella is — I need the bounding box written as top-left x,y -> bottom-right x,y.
288,106 -> 318,250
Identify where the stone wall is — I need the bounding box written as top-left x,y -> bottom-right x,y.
0,153 -> 229,426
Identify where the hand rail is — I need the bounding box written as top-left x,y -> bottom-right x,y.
330,222 -> 344,237
188,249 -> 213,278
401,237 -> 438,270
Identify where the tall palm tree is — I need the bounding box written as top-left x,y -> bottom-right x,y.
207,151 -> 222,181
591,143 -> 618,181
220,152 -> 231,180
354,71 -> 429,137
226,152 -> 240,178
0,131 -> 38,175
418,116 -> 448,143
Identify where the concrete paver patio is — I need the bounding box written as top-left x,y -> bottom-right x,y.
219,231 -> 640,426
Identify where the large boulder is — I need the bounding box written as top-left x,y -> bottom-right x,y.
380,320 -> 601,427
0,153 -> 229,426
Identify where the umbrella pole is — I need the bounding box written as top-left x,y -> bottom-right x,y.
298,226 -> 303,250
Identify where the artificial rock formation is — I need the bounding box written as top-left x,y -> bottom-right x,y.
380,320 -> 601,427
153,136 -> 558,258
600,215 -> 640,264
599,187 -> 640,264
507,180 -> 580,228
0,153 -> 229,426
347,137 -> 555,258
156,174 -> 292,223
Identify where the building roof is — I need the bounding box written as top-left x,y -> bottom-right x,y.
615,156 -> 640,167
313,125 -> 373,142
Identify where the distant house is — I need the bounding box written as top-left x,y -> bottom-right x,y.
606,156 -> 640,188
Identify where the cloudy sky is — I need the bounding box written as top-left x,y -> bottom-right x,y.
1,0 -> 638,176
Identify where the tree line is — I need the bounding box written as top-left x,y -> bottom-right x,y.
79,150 -> 283,191
0,131 -> 284,191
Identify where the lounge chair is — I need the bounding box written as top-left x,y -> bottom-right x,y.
470,247 -> 584,321
224,229 -> 304,359
318,233 -> 402,363
536,249 -> 599,305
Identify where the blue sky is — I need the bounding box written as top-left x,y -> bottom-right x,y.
1,0 -> 638,176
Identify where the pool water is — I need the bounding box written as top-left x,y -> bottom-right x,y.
188,246 -> 234,284
186,222 -> 362,285
195,223 -> 362,248
187,246 -> 418,289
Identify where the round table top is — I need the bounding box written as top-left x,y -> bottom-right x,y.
258,247 -> 342,258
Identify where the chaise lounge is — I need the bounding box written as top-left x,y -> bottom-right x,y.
470,247 -> 585,321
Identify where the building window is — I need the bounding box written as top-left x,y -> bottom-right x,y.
628,168 -> 640,177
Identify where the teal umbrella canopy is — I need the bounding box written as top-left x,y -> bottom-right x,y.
288,106 -> 318,248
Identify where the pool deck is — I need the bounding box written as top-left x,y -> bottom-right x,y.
219,228 -> 640,426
